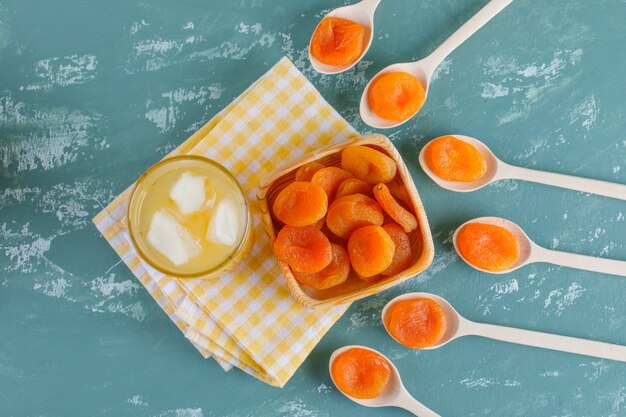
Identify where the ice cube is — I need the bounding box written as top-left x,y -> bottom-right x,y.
205,199 -> 241,246
147,209 -> 201,266
169,172 -> 207,215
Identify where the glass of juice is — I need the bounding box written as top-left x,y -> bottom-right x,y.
127,155 -> 253,279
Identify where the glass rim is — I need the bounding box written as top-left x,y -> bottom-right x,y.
127,154 -> 251,278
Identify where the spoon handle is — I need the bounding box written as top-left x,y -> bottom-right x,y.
395,395 -> 442,417
502,164 -> 626,200
468,321 -> 626,362
358,0 -> 381,13
425,0 -> 513,68
534,247 -> 626,277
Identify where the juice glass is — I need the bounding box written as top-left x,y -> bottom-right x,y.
128,155 -> 253,279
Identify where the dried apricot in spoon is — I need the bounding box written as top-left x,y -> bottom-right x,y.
274,225 -> 332,273
329,345 -> 443,416
456,222 -> 520,272
272,181 -> 328,227
360,0 -> 514,129
330,347 -> 391,399
420,134 -> 626,199
341,145 -> 397,184
423,135 -> 487,182
373,183 -> 418,233
384,297 -> 448,349
310,17 -> 367,67
293,243 -> 350,290
308,0 -> 381,75
367,72 -> 426,122
453,216 -> 626,276
382,292 -> 626,362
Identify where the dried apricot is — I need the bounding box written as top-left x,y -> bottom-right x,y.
274,226 -> 332,273
354,270 -> 383,283
272,181 -> 328,227
367,72 -> 426,121
456,223 -> 520,272
335,178 -> 374,199
341,145 -> 397,184
348,225 -> 395,278
326,194 -> 384,239
295,161 -> 325,182
381,224 -> 413,276
373,183 -> 418,233
310,17 -> 366,67
293,243 -> 350,290
311,167 -> 354,201
424,136 -> 487,182
331,347 -> 391,399
385,298 -> 448,349
312,216 -> 326,229
389,185 -> 411,207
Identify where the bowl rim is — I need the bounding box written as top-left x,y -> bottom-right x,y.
127,154 -> 252,278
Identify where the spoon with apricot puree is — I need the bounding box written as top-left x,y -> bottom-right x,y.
383,293 -> 626,362
309,0 -> 381,74
329,345 -> 441,416
419,135 -> 626,199
360,0 -> 513,128
453,217 -> 626,277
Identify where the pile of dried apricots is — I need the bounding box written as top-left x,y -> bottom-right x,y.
272,145 -> 421,290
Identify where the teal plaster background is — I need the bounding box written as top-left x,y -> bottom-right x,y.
0,0 -> 625,416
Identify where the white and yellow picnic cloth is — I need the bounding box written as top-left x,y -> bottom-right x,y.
93,57 -> 358,387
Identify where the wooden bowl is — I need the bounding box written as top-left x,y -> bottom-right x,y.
257,134 -> 434,309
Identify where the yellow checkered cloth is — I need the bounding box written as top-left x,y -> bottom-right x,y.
93,57 -> 357,387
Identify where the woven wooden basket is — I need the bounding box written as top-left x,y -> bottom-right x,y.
257,133 -> 434,309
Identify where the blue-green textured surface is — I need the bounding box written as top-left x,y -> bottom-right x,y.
1,0 -> 625,415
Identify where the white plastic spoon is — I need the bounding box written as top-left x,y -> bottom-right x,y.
329,345 -> 441,416
453,216 -> 626,277
383,292 -> 626,362
360,0 -> 513,128
419,134 -> 626,199
309,0 -> 381,74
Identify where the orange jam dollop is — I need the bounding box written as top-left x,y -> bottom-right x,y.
367,72 -> 426,121
310,17 -> 366,67
457,223 -> 520,272
385,298 -> 448,349
425,136 -> 487,182
331,347 -> 391,399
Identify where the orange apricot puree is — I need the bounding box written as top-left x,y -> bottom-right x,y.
331,347 -> 391,399
385,298 -> 447,349
310,17 -> 366,66
457,223 -> 520,272
368,72 -> 425,121
425,136 -> 487,182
